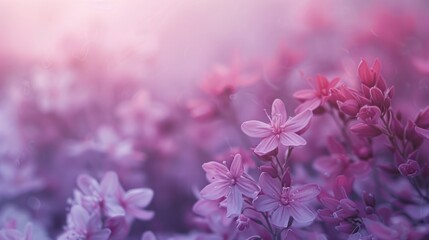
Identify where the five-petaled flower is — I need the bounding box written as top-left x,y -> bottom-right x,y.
253,173 -> 320,227
200,154 -> 261,217
241,98 -> 313,155
293,75 -> 340,113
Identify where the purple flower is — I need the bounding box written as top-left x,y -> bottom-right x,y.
253,173 -> 320,227
76,172 -> 154,221
0,223 -> 32,240
241,99 -> 313,155
398,159 -> 420,177
200,154 -> 260,217
58,205 -> 111,240
357,105 -> 381,125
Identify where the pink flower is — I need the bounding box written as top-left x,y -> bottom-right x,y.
0,223 -> 32,240
76,172 -> 154,221
293,75 -> 340,113
58,205 -> 111,240
253,173 -> 320,227
200,154 -> 260,217
201,57 -> 258,96
241,99 -> 313,155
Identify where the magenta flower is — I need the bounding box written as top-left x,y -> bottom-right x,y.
293,75 -> 340,113
58,205 -> 111,240
241,99 -> 313,155
253,173 -> 320,227
200,154 -> 260,217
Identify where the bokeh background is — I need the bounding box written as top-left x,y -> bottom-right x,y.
1,0 -> 429,239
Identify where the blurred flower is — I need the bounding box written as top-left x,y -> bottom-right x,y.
398,159 -> 420,177
293,75 -> 339,113
0,223 -> 32,240
241,99 -> 313,155
58,205 -> 111,240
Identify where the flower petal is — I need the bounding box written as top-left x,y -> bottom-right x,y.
104,197 -> 126,217
253,195 -> 279,212
241,120 -> 273,138
289,203 -> 316,223
141,231 -> 157,240
290,184 -> 320,202
293,89 -> 316,100
202,161 -> 229,182
271,99 -> 287,122
280,132 -> 306,146
416,126 -> 429,140
258,173 -> 281,198
124,188 -> 154,208
283,110 -> 313,132
295,98 -> 321,114
271,206 -> 290,227
128,207 -> 155,220
237,175 -> 260,198
90,229 -> 112,240
230,154 -> 244,177
254,135 -> 279,155
77,174 -> 100,195
226,186 -> 243,217
200,181 -> 230,200
70,205 -> 90,232
100,172 -> 120,196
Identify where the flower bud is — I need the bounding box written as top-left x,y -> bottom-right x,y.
350,123 -> 382,137
358,60 -> 376,87
335,221 -> 357,234
281,170 -> 291,187
357,105 -> 381,125
259,165 -> 278,178
236,214 -> 250,231
398,159 -> 420,177
337,100 -> 360,116
416,106 -> 429,128
370,87 -> 385,109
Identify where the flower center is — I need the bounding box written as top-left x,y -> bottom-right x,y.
271,114 -> 284,135
230,177 -> 237,186
280,187 -> 292,205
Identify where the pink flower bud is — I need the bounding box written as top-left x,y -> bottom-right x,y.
358,60 -> 376,87
369,87 -> 385,109
390,115 -> 404,138
281,170 -> 291,187
398,159 -> 420,177
259,165 -> 278,178
350,123 -> 382,137
337,100 -> 360,116
416,106 -> 429,128
357,105 -> 381,124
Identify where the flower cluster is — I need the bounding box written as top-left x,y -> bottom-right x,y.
1,1 -> 429,239
59,172 -> 154,240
